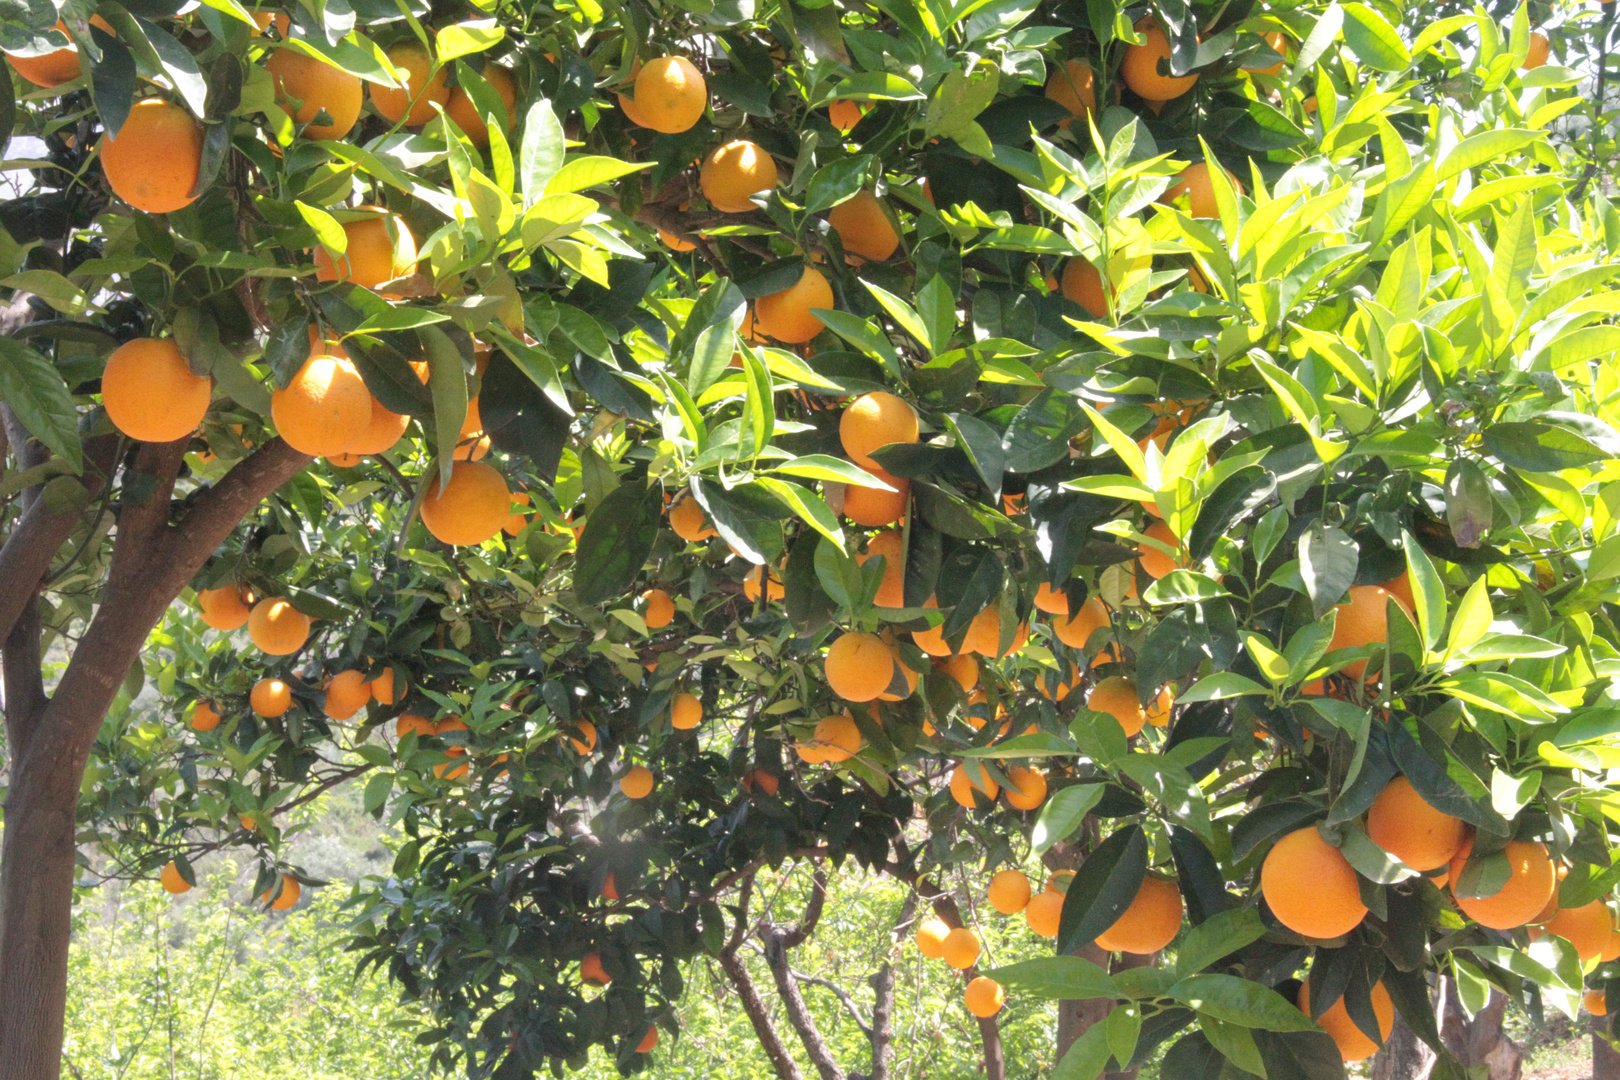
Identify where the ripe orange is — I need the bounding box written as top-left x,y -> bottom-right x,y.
1544,900 -> 1616,962
272,351 -> 371,457
371,41 -> 448,128
642,588 -> 675,629
197,585 -> 251,631
1033,582 -> 1072,615
347,394 -> 411,456
917,916 -> 950,957
965,976 -> 1005,1018
580,953 -> 612,985
829,98 -> 869,131
262,873 -> 301,911
1087,676 -> 1154,737
1120,18 -> 1199,101
619,765 -> 655,799
6,20 -> 94,88
1243,30 -> 1289,76
743,564 -> 786,602
937,653 -> 979,692
632,56 -> 707,134
857,530 -> 907,607
190,701 -> 223,731
1162,162 -> 1240,219
840,392 -> 920,471
912,597 -> 952,657
950,761 -> 999,808
502,491 -> 532,537
741,769 -> 780,796
569,719 -> 597,755
941,926 -> 980,969
1261,826 -> 1367,939
453,398 -> 491,462
99,99 -> 204,214
658,227 -> 697,252
160,861 -> 192,895
961,605 -> 1027,658
701,140 -> 779,212
1138,521 -> 1184,579
251,677 -> 293,717
251,10 -> 291,37
1044,59 -> 1096,125
248,599 -> 311,655
396,713 -> 435,738
808,712 -> 862,762
1025,890 -> 1063,937
323,669 -> 371,720
1052,596 -> 1110,650
1004,767 -> 1048,810
669,492 -> 718,542
988,869 -> 1032,914
636,1025 -> 658,1053
842,468 -> 909,527
828,191 -> 900,263
825,631 -> 895,702
1095,876 -> 1182,953
1522,31 -> 1550,70
419,461 -> 511,547
371,668 -> 403,706
1329,585 -> 1413,680
314,213 -> 418,290
265,48 -> 363,139
1299,979 -> 1393,1062
1450,838 -> 1556,929
1587,989 -> 1609,1017
1061,257 -> 1109,318
1365,776 -> 1466,872
445,63 -> 517,147
754,266 -> 833,344
671,692 -> 703,730
1037,661 -> 1082,702
101,337 -> 212,443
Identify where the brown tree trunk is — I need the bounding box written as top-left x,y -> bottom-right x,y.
1369,1011 -> 1436,1080
1596,1013 -> 1620,1080
0,436 -> 309,1080
1438,982 -> 1521,1080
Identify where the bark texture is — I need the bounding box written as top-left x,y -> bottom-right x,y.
1596,1013 -> 1620,1080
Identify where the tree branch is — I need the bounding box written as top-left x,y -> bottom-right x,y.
1,597 -> 47,758
718,879 -> 805,1080
781,868 -> 827,948
764,925 -> 848,1080
864,891 -> 915,1080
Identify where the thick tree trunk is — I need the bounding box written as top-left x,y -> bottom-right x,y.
1596,1013 -> 1620,1080
0,436 -> 309,1080
1438,982 -> 1521,1080
1369,1011 -> 1436,1080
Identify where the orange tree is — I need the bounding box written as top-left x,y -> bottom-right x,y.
1,0 -> 1619,1078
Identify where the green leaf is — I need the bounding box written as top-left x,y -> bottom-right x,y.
922,58 -> 998,141
1298,524 -> 1358,619
1483,422 -> 1610,471
1032,782 -> 1104,855
986,956 -> 1117,1000
1057,824 -> 1147,954
546,155 -> 651,195
1175,909 -> 1267,980
519,99 -> 565,209
770,454 -> 897,488
0,339 -> 81,470
688,281 -> 746,397
1181,672 -> 1268,702
756,476 -> 843,547
1445,576 -> 1493,655
1402,530 -> 1446,653
436,18 -> 504,61
574,482 -> 661,605
1341,3 -> 1410,71
422,325 -> 468,491
1169,974 -> 1317,1032
829,71 -> 925,101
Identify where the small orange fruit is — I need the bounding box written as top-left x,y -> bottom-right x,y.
247,599 -> 311,655
261,873 -> 301,911
1095,876 -> 1182,953
160,861 -> 192,894
1138,521 -> 1184,579
1366,776 -> 1466,872
842,468 -> 909,527
1522,31 -> 1551,70
1587,988 -> 1609,1017
568,719 -> 597,755
1261,826 -> 1367,939
636,1026 -> 659,1053
669,491 -> 718,542
197,585 -> 252,631
754,266 -> 833,344
1024,890 -> 1064,937
419,461 -> 511,547
264,48 -> 363,139
251,677 -> 293,717
701,140 -> 779,212
272,351 -> 371,457
1299,979 -> 1393,1062
828,98 -> 868,131
1161,161 -> 1240,219
807,711 -> 862,763
1004,767 -> 1048,811
1328,585 -> 1413,680
1052,596 -> 1110,650
632,56 -> 707,133
964,976 -> 1005,1017
917,916 -> 950,957
445,63 -> 517,147
1544,900 -> 1617,963
620,765 -> 655,798
313,213 -> 418,291
828,190 -> 900,263
1449,837 -> 1556,930
941,926 -> 981,969
371,41 -> 449,128
671,692 -> 703,730
949,761 -> 999,808
642,588 -> 675,629
1087,676 -> 1157,737
1044,59 -> 1096,125
1120,17 -> 1199,101
102,338 -> 212,443
323,669 -> 372,720
825,632 -> 896,702
840,392 -> 920,471
190,701 -> 223,732
987,869 -> 1032,914
580,953 -> 611,985
858,530 -> 907,607
396,713 -> 435,738
99,99 -> 204,214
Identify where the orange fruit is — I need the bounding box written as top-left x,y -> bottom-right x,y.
1095,876 -> 1182,953
101,337 -> 212,443
251,10 -> 291,36
636,1026 -> 658,1053
1381,571 -> 1415,612
964,976 -> 1005,1018
314,213 -> 418,290
445,63 -> 517,147
743,564 -> 786,602
671,691 -> 703,730
642,588 -> 675,629
807,711 -> 862,762
419,461 -> 511,547
1544,900 -> 1616,962
619,765 -> 655,798
1004,767 -> 1048,810
370,668 -> 402,704
568,719 -> 597,755
828,190 -> 900,263
503,491 -> 532,537
1243,30 -> 1289,76
1036,661 -> 1082,703
857,530 -> 907,607
632,56 -> 707,133
247,598 -> 311,655
1365,776 -> 1466,871
1262,826 -> 1367,939
396,713 -> 434,738
700,140 -> 779,212
1161,161 -> 1240,219
840,392 -> 920,471
917,917 -> 950,957
1523,31 -> 1550,70
659,227 -> 696,251
452,397 -> 490,462
251,677 -> 293,717
741,769 -> 780,796
197,584 -> 251,631
1059,256 -> 1126,319
825,632 -> 895,702
6,20 -> 91,88
1044,59 -> 1096,125
950,761 -> 999,808
669,491 -> 718,542
1299,979 -> 1393,1062
1328,585 -> 1413,680
272,351 -> 371,457
938,653 -> 979,692
580,953 -> 612,985
1052,596 -> 1110,650
941,926 -> 981,969
262,873 -> 301,911
265,48 -> 363,139
99,99 -> 204,214
323,669 -> 371,720
1587,989 -> 1609,1017
1121,18 -> 1199,101
828,98 -> 868,130
754,266 -> 833,344
988,869 -> 1031,914
912,597 -> 952,657
160,861 -> 191,895
1034,582 -> 1073,615
1450,838 -> 1556,929
616,60 -> 649,126
190,701 -> 223,731
842,468 -> 909,527
1138,521 -> 1184,579
1087,676 -> 1156,737
346,393 -> 412,457
371,41 -> 449,128
961,605 -> 1027,658
1025,890 -> 1063,937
